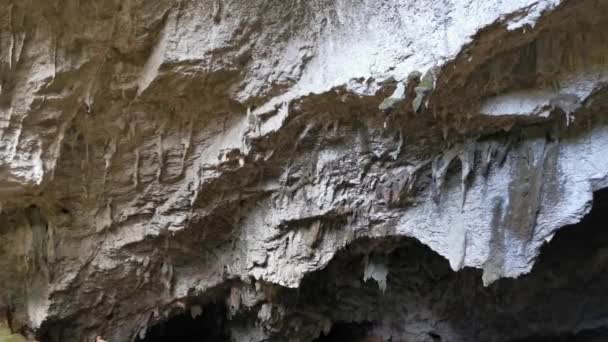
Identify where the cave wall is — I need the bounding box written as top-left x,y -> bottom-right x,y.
1,0 -> 608,341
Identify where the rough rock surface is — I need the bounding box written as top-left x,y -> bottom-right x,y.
1,0 -> 608,341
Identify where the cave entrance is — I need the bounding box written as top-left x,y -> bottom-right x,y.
313,322 -> 378,342
135,302 -> 228,342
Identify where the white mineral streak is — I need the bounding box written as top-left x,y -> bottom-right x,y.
480,70 -> 608,118
363,256 -> 389,292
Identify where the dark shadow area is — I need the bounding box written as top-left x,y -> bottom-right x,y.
312,321 -> 375,342
512,327 -> 608,342
135,302 -> 228,342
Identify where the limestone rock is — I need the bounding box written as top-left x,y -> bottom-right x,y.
1,0 -> 608,341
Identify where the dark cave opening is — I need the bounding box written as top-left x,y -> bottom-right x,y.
135,302 -> 228,342
312,321 -> 376,342
512,327 -> 608,342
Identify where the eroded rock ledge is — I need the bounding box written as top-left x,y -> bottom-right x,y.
1,0 -> 608,341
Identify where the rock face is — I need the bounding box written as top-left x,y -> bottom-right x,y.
1,0 -> 608,341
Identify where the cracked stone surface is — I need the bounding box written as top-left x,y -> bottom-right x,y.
1,0 -> 608,341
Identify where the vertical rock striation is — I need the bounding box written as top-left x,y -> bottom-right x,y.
1,0 -> 608,341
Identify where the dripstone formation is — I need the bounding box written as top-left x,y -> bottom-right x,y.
1,0 -> 608,341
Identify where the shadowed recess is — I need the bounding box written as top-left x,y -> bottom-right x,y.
135,303 -> 227,342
